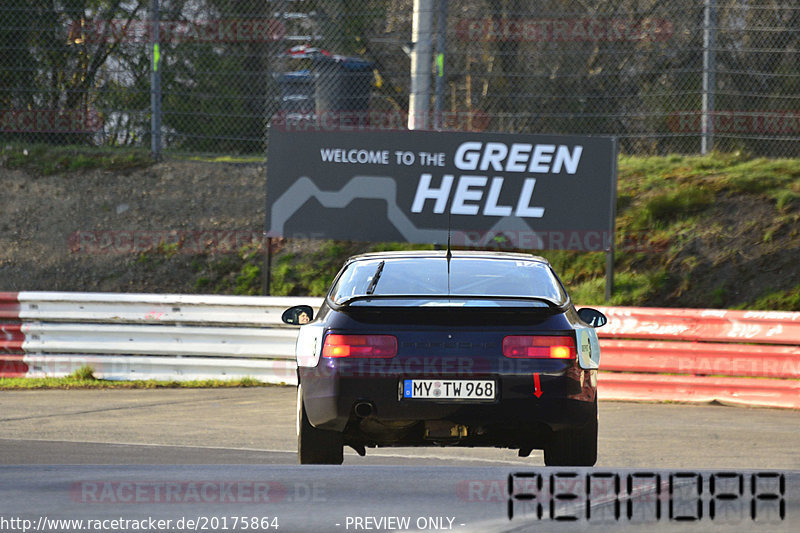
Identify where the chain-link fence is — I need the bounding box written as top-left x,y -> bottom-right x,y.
2,1 -> 799,157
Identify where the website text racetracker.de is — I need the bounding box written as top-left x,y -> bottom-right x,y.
0,516 -> 279,532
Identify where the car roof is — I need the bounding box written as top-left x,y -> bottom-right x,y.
344,250 -> 550,264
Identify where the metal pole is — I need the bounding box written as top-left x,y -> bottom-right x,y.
150,0 -> 162,159
263,237 -> 273,296
408,0 -> 434,130
605,138 -> 619,302
701,0 -> 716,154
605,250 -> 614,302
433,0 -> 447,130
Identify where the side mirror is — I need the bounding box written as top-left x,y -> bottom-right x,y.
282,305 -> 314,325
577,307 -> 607,328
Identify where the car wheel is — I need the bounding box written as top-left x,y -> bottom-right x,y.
543,401 -> 598,467
297,384 -> 344,465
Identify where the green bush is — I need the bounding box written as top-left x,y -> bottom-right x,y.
70,365 -> 96,381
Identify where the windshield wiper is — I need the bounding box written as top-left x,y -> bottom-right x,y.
365,261 -> 385,295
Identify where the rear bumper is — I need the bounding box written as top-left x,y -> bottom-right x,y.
300,357 -> 597,440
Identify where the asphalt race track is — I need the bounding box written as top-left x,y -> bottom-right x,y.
1,387 -> 798,532
2,388 -> 799,467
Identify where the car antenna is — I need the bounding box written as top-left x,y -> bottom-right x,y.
446,210 -> 452,295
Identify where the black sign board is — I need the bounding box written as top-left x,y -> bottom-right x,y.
266,130 -> 617,252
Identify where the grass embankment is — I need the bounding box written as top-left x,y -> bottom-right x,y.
563,152 -> 800,308
3,144 -> 798,309
0,366 -> 270,390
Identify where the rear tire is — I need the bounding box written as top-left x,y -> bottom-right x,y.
544,401 -> 598,467
297,384 -> 344,465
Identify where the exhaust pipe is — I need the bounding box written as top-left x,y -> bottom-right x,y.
354,401 -> 374,418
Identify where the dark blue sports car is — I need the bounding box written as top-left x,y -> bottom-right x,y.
282,250 -> 606,465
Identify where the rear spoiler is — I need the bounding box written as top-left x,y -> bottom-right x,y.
328,295 -> 569,325
334,294 -> 564,309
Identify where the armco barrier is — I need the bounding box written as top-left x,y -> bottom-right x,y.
597,373 -> 800,409
0,293 -> 798,408
0,292 -> 21,320
596,306 -> 800,408
23,354 -> 297,383
1,292 -> 27,376
596,306 -> 800,344
20,323 -> 299,358
1,292 -> 321,385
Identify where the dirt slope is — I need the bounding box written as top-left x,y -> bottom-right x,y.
0,161 -> 265,293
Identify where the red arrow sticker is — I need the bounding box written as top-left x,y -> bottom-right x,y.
533,373 -> 543,398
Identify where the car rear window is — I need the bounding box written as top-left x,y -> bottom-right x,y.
329,257 -> 567,305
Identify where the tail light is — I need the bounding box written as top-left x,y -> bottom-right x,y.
502,335 -> 576,359
322,334 -> 398,358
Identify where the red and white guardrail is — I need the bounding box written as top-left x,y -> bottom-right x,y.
1,291 -> 26,377
0,292 -> 314,385
1,293 -> 798,408
595,306 -> 800,408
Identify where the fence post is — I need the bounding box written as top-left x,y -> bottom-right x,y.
433,0 -> 447,131
264,237 -> 273,296
702,0 -> 717,154
150,0 -> 162,159
409,0 -> 434,130
605,138 -> 618,302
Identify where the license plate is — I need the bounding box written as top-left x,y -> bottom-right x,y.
402,379 -> 496,400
